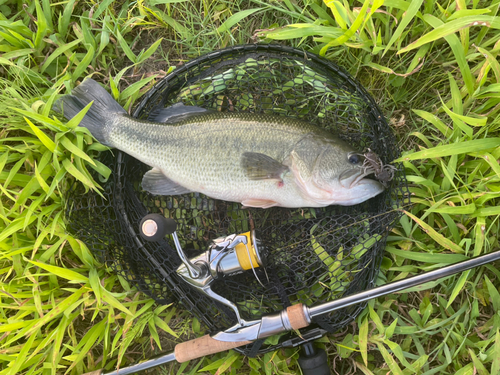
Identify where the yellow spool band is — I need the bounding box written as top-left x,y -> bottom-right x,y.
235,232 -> 260,270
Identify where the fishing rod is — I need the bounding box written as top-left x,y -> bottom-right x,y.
83,230 -> 500,375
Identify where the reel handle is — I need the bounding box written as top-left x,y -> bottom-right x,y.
139,214 -> 202,278
139,214 -> 177,241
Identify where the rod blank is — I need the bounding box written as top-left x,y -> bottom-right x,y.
309,249 -> 500,318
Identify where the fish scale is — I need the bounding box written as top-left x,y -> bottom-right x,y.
54,79 -> 384,208
107,113 -> 322,205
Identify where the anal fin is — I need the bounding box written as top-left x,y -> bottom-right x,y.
142,168 -> 192,196
241,199 -> 279,209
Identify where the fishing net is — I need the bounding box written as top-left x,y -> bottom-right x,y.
66,44 -> 410,355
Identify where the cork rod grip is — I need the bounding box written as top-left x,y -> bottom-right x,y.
174,335 -> 252,363
287,303 -> 310,330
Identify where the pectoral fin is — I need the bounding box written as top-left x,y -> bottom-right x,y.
241,152 -> 289,180
142,168 -> 192,195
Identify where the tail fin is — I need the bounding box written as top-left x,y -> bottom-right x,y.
54,79 -> 126,146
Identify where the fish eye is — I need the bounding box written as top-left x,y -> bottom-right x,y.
348,154 -> 360,164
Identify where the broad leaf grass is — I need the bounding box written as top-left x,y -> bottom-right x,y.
1,0 -> 500,374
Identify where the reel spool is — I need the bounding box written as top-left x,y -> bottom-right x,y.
67,44 -> 410,363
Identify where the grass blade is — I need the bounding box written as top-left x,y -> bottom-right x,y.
59,136 -> 95,166
216,8 -> 263,33
403,211 -> 464,253
375,341 -> 404,375
424,14 -> 475,95
259,24 -> 343,39
398,16 -> 499,54
359,315 -> 368,366
386,247 -> 467,263
446,270 -> 471,308
477,46 -> 500,83
116,29 -> 137,63
58,0 -> 76,37
24,117 -> 56,152
319,0 -> 379,54
5,327 -> 39,375
492,330 -> 500,375
383,0 -> 423,56
92,0 -> 115,20
324,0 -> 348,29
27,259 -> 88,283
441,99 -> 487,127
395,138 -> 500,162
34,0 -> 48,50
484,275 -> 500,311
468,349 -> 489,375
137,38 -> 162,63
26,288 -> 86,336
471,206 -> 500,217
72,45 -> 95,81
61,158 -> 97,190
40,38 -> 82,74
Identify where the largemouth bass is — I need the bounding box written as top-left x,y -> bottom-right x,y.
55,79 -> 384,208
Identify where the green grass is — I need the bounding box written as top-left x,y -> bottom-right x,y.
1,0 -> 500,374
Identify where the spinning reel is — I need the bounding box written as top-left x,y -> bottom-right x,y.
139,214 -> 267,327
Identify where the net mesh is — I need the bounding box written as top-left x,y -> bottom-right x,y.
66,44 -> 409,355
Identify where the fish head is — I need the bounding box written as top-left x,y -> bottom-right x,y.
290,138 -> 385,206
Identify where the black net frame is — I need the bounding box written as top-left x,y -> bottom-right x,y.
66,44 -> 410,355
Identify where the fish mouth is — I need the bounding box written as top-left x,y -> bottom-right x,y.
339,166 -> 376,189
335,178 -> 385,205
331,166 -> 383,204
334,166 -> 385,205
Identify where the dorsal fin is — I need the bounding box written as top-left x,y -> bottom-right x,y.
148,103 -> 210,123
